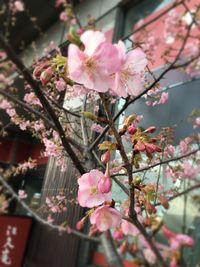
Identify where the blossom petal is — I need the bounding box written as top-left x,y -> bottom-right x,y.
81,30 -> 106,56
125,49 -> 147,72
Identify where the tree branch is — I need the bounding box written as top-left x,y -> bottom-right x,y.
0,174 -> 99,242
0,32 -> 86,175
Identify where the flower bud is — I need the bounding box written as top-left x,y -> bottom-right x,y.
128,124 -> 137,135
98,175 -> 112,193
101,150 -> 111,163
40,67 -> 53,86
133,176 -> 141,186
159,195 -> 169,209
113,229 -> 124,240
76,217 -> 86,230
119,240 -> 128,254
146,202 -> 157,214
33,61 -> 50,79
144,126 -> 156,133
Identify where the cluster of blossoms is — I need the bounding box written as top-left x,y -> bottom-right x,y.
0,7 -> 198,263
0,98 -> 17,119
164,10 -> 187,44
45,194 -> 67,214
55,1 -> 77,24
16,158 -> 37,174
68,30 -> 147,97
74,105 -> 195,265
145,88 -> 169,106
76,165 -> 194,266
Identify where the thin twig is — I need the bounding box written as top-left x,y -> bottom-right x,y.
0,174 -> 99,242
0,33 -> 86,175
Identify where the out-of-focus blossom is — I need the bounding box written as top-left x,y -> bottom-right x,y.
18,190 -> 27,199
90,205 -> 122,231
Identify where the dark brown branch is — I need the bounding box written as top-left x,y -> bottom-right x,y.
100,94 -> 167,267
0,33 -> 86,175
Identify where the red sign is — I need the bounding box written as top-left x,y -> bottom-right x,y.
0,215 -> 32,267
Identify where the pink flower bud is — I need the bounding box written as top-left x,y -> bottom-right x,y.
76,217 -> 86,230
149,138 -> 157,143
144,126 -> 156,133
33,61 -> 50,79
145,143 -> 162,154
128,124 -> 137,134
98,175 -> 112,194
135,140 -> 145,151
101,150 -> 111,163
146,202 -> 157,214
40,67 -> 53,86
77,28 -> 84,35
113,229 -> 124,240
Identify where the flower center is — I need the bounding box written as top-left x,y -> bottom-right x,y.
121,69 -> 130,81
84,57 -> 96,73
90,186 -> 98,196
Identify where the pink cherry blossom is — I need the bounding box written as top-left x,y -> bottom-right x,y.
179,137 -> 191,154
111,40 -> 147,98
91,123 -> 104,133
59,12 -> 69,22
24,92 -> 42,106
193,117 -> 200,129
68,30 -> 120,92
19,120 -> 30,131
163,226 -> 194,249
77,169 -> 112,208
18,190 -> 27,199
90,205 -> 122,231
113,229 -> 124,240
43,138 -> 61,157
143,249 -> 156,264
121,219 -> 139,236
47,215 -> 54,224
13,1 -> 24,12
164,144 -> 175,157
55,0 -> 65,7
55,78 -> 66,92
183,161 -> 197,178
7,108 -> 16,117
18,160 -> 36,173
158,92 -> 168,104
